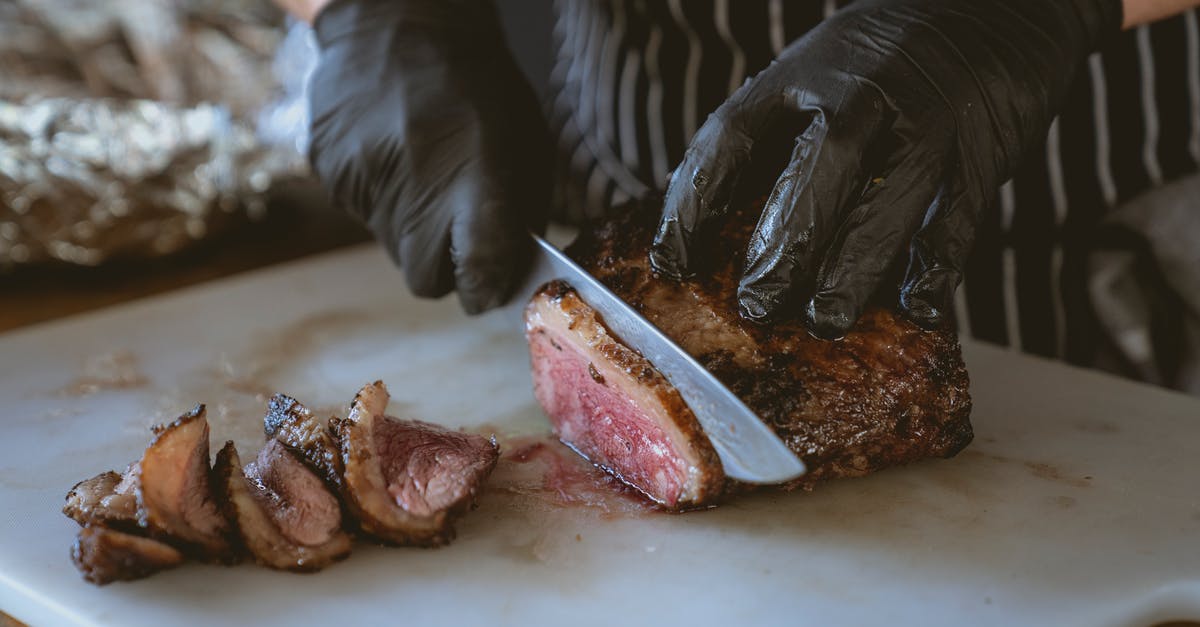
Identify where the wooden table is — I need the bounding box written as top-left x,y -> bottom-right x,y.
1,185 -> 370,333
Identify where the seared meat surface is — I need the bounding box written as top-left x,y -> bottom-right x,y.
71,526 -> 184,585
135,404 -> 235,560
214,440 -> 351,572
263,393 -> 343,492
526,200 -> 973,508
63,467 -> 139,532
65,385 -> 500,583
333,381 -> 499,546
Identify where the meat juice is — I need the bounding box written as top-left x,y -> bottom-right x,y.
492,433 -> 658,518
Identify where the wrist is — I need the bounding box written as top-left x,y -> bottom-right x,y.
1121,0 -> 1200,28
273,0 -> 333,24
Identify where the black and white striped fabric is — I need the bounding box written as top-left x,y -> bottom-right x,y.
547,0 -> 1200,368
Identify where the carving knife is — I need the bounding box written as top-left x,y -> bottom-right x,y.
515,233 -> 807,484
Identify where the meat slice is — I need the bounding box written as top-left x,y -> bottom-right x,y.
525,199 -> 974,508
263,393 -> 343,492
332,381 -> 499,546
63,466 -> 139,531
135,404 -> 235,560
71,525 -> 184,585
213,440 -> 351,572
527,282 -> 723,509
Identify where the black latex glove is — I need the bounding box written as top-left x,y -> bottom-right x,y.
650,0 -> 1121,338
309,0 -> 550,314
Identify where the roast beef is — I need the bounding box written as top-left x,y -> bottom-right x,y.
527,283 -> 724,508
525,201 -> 973,509
263,393 -> 343,492
71,525 -> 184,585
64,385 -> 504,584
134,404 -> 235,560
332,381 -> 500,546
63,466 -> 139,532
213,439 -> 352,572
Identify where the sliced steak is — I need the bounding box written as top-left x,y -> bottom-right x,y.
135,404 -> 235,560
63,466 -> 139,531
525,200 -> 974,508
527,282 -> 723,509
71,525 -> 184,585
263,393 -> 343,492
332,381 -> 499,546
213,440 -> 351,572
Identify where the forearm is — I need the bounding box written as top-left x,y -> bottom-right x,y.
274,0 -> 332,23
1124,0 -> 1200,27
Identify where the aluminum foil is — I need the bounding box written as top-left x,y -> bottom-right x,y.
0,98 -> 303,266
0,0 -> 309,268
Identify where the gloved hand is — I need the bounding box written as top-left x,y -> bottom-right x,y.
308,0 -> 550,314
650,0 -> 1122,338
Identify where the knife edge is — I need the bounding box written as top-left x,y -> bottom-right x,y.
517,234 -> 806,484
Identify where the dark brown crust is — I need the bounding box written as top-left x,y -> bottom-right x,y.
529,282 -> 724,508
564,199 -> 973,495
263,394 -> 347,498
71,525 -> 184,585
212,441 -> 352,573
66,386 -> 500,583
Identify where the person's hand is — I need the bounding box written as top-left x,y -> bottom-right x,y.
650,0 -> 1121,338
308,0 -> 550,314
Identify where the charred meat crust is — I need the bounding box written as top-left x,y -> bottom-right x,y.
134,404 -> 236,561
63,469 -> 139,532
66,386 -> 503,583
528,282 -> 724,508
213,441 -> 352,572
71,525 -> 184,585
333,381 -> 499,547
562,199 -> 974,496
263,393 -> 345,494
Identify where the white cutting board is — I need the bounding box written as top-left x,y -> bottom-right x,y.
1,245 -> 1198,627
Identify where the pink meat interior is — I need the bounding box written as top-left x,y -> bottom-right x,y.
529,326 -> 689,507
245,439 -> 341,546
372,417 -> 496,518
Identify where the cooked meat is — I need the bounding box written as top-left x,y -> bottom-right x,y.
63,466 -> 139,531
527,283 -> 723,509
213,440 -> 351,572
332,381 -> 499,546
135,404 -> 235,560
263,393 -> 343,492
525,200 -> 973,509
66,384 -> 505,584
71,525 -> 185,585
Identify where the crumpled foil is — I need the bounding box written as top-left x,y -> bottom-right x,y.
0,98 -> 302,265
0,0 -> 309,268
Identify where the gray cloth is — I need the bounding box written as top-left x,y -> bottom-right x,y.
1089,173 -> 1200,396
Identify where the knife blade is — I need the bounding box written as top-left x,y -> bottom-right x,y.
515,233 -> 807,484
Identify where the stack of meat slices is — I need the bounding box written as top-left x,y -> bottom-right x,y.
63,381 -> 498,585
